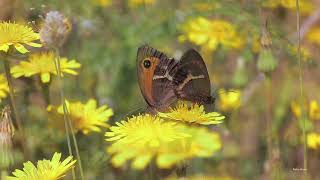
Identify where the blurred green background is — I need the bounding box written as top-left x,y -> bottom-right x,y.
1,0 -> 320,179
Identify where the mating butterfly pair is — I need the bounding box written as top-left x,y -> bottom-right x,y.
136,45 -> 214,112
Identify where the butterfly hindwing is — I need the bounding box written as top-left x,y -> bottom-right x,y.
173,49 -> 214,104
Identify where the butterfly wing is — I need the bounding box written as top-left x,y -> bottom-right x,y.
136,45 -> 178,110
173,49 -> 214,104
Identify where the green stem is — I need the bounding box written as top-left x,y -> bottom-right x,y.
3,59 -> 22,131
2,56 -> 28,159
53,48 -> 84,180
296,0 -> 307,176
40,82 -> 50,106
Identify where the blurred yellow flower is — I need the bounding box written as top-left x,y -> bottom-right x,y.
0,22 -> 41,54
105,114 -> 221,169
7,152 -> 76,180
179,17 -> 244,51
48,99 -> 113,134
291,100 -> 320,120
93,0 -> 112,7
291,101 -> 302,119
0,74 -> 9,101
306,27 -> 320,46
309,100 -> 320,121
307,133 -> 320,150
218,89 -> 241,111
287,44 -> 310,62
11,52 -> 81,83
193,2 -> 220,12
263,0 -> 314,15
158,101 -> 224,125
166,174 -> 236,180
252,35 -> 261,53
129,0 -> 155,7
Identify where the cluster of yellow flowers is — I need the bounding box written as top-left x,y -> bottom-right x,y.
0,20 -> 115,179
291,100 -> 320,121
7,152 -> 76,179
291,100 -> 320,150
263,0 -> 314,15
179,17 -> 244,51
106,101 -> 224,169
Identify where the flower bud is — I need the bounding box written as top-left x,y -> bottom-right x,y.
0,106 -> 14,169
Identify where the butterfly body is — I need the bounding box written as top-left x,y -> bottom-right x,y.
137,45 -> 214,112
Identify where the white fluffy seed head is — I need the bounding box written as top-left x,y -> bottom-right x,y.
40,11 -> 72,48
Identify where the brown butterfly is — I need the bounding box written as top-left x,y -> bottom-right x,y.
136,45 -> 214,112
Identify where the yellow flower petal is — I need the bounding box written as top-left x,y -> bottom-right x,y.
14,43 -> 29,54
7,152 -> 76,179
0,44 -> 9,52
48,99 -> 113,134
11,52 -> 81,83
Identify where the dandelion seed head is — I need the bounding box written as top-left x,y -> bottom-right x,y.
40,11 -> 71,48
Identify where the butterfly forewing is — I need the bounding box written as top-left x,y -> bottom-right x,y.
136,46 -> 178,110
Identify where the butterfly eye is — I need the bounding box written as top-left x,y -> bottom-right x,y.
143,59 -> 151,69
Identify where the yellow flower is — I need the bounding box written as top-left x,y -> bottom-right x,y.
166,174 -> 236,180
291,100 -> 320,120
291,101 -> 302,119
7,152 -> 76,180
0,22 -> 41,54
307,133 -> 320,150
263,0 -> 314,15
0,74 -> 9,101
106,114 -> 221,169
218,89 -> 241,111
158,101 -> 224,125
307,27 -> 320,46
193,2 -> 220,12
48,99 -> 113,134
11,52 -> 81,83
179,17 -> 243,51
287,44 -> 310,62
93,0 -> 112,7
128,0 -> 155,8
309,100 -> 320,121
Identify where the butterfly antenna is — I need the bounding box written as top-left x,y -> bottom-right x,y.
118,106 -> 146,121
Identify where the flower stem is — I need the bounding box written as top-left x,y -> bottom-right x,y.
53,48 -> 84,180
296,0 -> 307,176
2,56 -> 28,159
